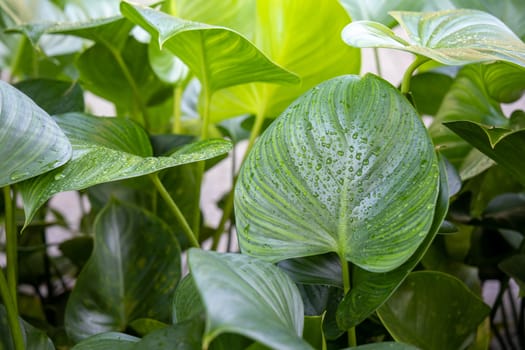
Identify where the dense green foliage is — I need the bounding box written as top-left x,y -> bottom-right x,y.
0,1 -> 524,349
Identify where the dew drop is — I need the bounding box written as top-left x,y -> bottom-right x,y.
54,172 -> 65,180
9,170 -> 29,181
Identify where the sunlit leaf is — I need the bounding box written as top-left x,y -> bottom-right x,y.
0,80 -> 71,187
18,112 -> 231,225
336,154 -> 448,329
209,0 -> 360,121
187,249 -> 311,350
445,121 -> 525,185
65,201 -> 181,342
377,271 -> 490,350
235,74 -> 439,272
120,1 -> 299,94
342,9 -> 525,68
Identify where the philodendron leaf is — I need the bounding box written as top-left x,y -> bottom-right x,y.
235,74 -> 439,272
0,80 -> 71,187
377,271 -> 490,350
209,0 -> 360,122
18,112 -> 231,225
0,305 -> 55,350
336,153 -> 449,330
71,332 -> 139,350
120,2 -> 299,94
342,9 -> 525,68
65,201 -> 181,342
445,121 -> 525,185
187,249 -> 312,350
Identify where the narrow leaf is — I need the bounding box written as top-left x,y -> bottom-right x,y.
377,271 -> 490,350
64,201 -> 181,341
19,112 -> 231,225
342,9 -> 525,68
235,74 -> 439,272
0,80 -> 71,187
120,2 -> 299,93
187,249 -> 312,350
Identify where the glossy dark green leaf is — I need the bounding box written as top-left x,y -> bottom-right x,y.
278,253 -> 343,288
0,80 -> 72,187
344,342 -> 420,350
235,74 -> 439,272
14,79 -> 84,115
120,2 -> 299,94
132,319 -> 204,350
187,249 -> 312,350
337,153 -> 448,329
64,201 -> 181,342
71,332 -> 139,350
0,305 -> 55,350
342,9 -> 525,67
209,0 -> 360,121
377,271 -> 490,350
18,112 -> 231,225
445,121 -> 525,185
410,72 -> 453,116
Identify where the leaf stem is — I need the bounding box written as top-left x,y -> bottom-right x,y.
339,253 -> 357,347
150,173 -> 199,248
373,48 -> 382,77
400,56 -> 429,95
0,270 -> 24,350
3,186 -> 18,312
172,85 -> 183,134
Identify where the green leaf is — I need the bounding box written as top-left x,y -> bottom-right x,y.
235,74 -> 439,272
128,318 -> 168,337
148,43 -> 189,84
344,342 -> 420,350
71,332 -> 139,350
303,316 -> 326,350
187,249 -> 312,350
64,201 -> 181,342
444,121 -> 525,185
14,79 -> 84,115
18,112 -> 231,226
209,0 -> 360,121
336,153 -> 449,329
410,72 -> 453,116
120,2 -> 299,94
0,80 -> 72,187
278,253 -> 343,288
173,275 -> 205,324
377,271 -> 490,350
131,319 -> 204,350
342,9 -> 525,68
339,0 -> 427,27
0,305 -> 55,350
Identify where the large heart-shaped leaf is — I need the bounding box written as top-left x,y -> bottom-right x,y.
65,201 -> 181,342
120,2 -> 299,94
336,153 -> 449,329
377,271 -> 490,350
445,121 -> 525,185
18,112 -> 231,225
235,74 -> 439,272
0,80 -> 71,187
208,0 -> 360,121
342,9 -> 525,68
187,249 -> 311,350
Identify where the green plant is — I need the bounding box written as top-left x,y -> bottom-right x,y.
1,0 -> 524,349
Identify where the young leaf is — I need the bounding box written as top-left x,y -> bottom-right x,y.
445,121 -> 525,185
342,9 -> 525,68
187,249 -> 312,350
235,74 -> 439,272
0,80 -> 72,187
71,332 -> 139,350
377,271 -> 490,350
18,112 -> 231,226
120,2 -> 300,94
209,0 -> 361,121
65,201 -> 181,342
336,153 -> 449,329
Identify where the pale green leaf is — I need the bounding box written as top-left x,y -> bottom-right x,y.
377,271 -> 490,350
0,80 -> 72,187
148,42 -> 189,84
342,9 -> 525,67
19,112 -> 231,227
187,249 -> 312,350
120,1 -> 299,94
65,201 -> 181,342
209,0 -> 361,121
235,74 -> 439,272
338,0 -> 427,26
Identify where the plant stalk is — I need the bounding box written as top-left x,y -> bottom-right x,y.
373,48 -> 382,77
150,174 -> 199,248
172,85 -> 183,134
3,187 -> 18,313
340,253 -> 357,347
400,56 -> 429,96
0,270 -> 24,350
